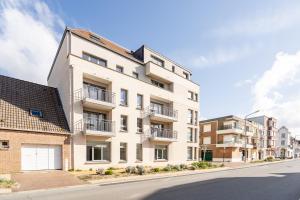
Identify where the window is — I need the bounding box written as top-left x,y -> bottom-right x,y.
120,115 -> 128,131
203,124 -> 211,132
155,145 -> 168,160
30,109 -> 43,118
194,147 -> 197,160
281,133 -> 285,138
188,91 -> 194,100
120,89 -> 128,106
183,72 -> 189,79
132,72 -> 139,79
116,65 -> 124,73
120,143 -> 127,162
86,142 -> 110,161
151,79 -> 164,88
281,140 -> 285,146
150,102 -> 163,115
195,93 -> 198,102
203,136 -> 211,144
137,118 -> 143,133
0,140 -> 9,149
187,128 -> 193,142
194,129 -> 198,143
151,55 -> 164,67
137,94 -> 143,109
90,34 -> 101,42
136,144 -> 143,161
195,111 -> 198,125
187,147 -> 193,160
188,109 -> 193,124
82,52 -> 107,67
172,66 -> 175,72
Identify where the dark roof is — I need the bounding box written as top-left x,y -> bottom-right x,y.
0,75 -> 69,134
199,115 -> 236,124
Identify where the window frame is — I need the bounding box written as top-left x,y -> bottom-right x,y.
0,140 -> 9,150
86,142 -> 110,162
30,109 -> 43,118
137,118 -> 143,133
82,52 -> 107,67
136,94 -> 143,109
136,143 -> 143,162
120,115 -> 128,132
132,72 -> 139,79
116,65 -> 124,73
187,147 -> 193,160
120,89 -> 128,106
154,145 -> 168,161
120,142 -> 127,162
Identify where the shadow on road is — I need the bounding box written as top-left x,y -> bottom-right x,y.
142,173 -> 300,200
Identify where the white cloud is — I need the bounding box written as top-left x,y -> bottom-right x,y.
252,51 -> 300,133
234,75 -> 258,88
213,5 -> 300,37
0,0 -> 64,84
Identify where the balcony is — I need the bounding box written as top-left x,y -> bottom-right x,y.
81,87 -> 116,111
216,140 -> 253,148
217,124 -> 254,136
146,106 -> 178,122
145,61 -> 173,83
148,127 -> 177,142
82,118 -> 115,137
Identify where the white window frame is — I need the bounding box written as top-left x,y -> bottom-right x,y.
203,124 -> 211,132
120,89 -> 128,106
203,136 -> 211,145
154,145 -> 168,161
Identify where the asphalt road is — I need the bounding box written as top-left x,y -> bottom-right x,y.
2,160 -> 300,200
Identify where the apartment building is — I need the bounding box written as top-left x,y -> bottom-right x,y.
199,115 -> 263,162
48,28 -> 200,169
249,116 -> 277,158
276,126 -> 294,158
0,75 -> 70,173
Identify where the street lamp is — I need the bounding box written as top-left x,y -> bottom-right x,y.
244,110 -> 260,163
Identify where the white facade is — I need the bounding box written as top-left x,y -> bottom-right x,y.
276,126 -> 294,158
48,28 -> 200,170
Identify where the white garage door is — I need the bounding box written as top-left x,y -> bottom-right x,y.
21,144 -> 62,171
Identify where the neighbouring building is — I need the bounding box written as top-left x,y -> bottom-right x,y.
199,115 -> 263,162
276,126 -> 294,158
0,75 -> 70,173
294,136 -> 300,158
47,27 -> 200,170
249,116 -> 278,158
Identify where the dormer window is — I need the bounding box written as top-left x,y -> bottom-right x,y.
90,34 -> 101,42
30,109 -> 43,118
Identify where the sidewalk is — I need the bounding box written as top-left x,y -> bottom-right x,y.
89,159 -> 294,186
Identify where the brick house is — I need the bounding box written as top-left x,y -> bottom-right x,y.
0,75 -> 70,173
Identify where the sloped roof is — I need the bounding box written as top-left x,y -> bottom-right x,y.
0,75 -> 69,134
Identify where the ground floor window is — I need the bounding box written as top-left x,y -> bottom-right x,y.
187,147 -> 193,160
120,142 -> 127,162
194,147 -> 197,160
86,141 -> 110,162
136,143 -> 143,161
155,145 -> 168,160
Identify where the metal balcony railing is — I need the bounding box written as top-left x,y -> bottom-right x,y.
83,86 -> 115,104
146,106 -> 178,119
149,127 -> 177,139
219,124 -> 243,130
83,117 -> 115,132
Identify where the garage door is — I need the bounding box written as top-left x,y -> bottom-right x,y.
21,144 -> 62,170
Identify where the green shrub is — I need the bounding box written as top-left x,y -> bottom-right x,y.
172,165 -> 182,171
89,168 -> 93,171
163,165 -> 172,172
107,167 -> 116,170
152,167 -> 160,172
0,179 -> 15,188
68,169 -> 74,172
264,157 -> 274,162
104,169 -> 113,175
135,165 -> 145,175
125,166 -> 136,174
180,164 -> 188,169
188,165 -> 196,170
75,169 -> 82,172
96,168 -> 104,175
220,163 -> 225,167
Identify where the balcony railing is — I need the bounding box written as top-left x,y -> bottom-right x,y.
220,124 -> 243,130
83,86 -> 115,104
149,127 -> 177,139
146,106 -> 178,119
84,117 -> 115,133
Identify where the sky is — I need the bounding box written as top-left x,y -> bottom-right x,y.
0,0 -> 300,135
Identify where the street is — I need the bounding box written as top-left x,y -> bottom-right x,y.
2,160 -> 300,200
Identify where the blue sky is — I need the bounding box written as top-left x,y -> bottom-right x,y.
1,0 -> 300,134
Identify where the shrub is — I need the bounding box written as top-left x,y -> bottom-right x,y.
107,167 -> 116,170
220,163 -> 225,167
188,165 -> 196,170
89,168 -> 93,171
264,157 -> 274,162
180,164 -> 188,170
96,168 -> 104,175
125,166 -> 136,174
191,162 -> 199,168
172,165 -> 182,171
163,165 -> 172,172
152,167 -> 160,173
68,169 -> 74,172
0,179 -> 15,188
136,165 -> 145,175
75,169 -> 82,172
104,169 -> 113,175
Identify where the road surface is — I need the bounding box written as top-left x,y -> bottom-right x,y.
2,160 -> 300,200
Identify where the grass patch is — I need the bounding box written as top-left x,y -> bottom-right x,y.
0,179 -> 15,188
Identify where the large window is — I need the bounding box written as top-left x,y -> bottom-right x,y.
155,145 -> 168,160
195,111 -> 198,125
120,143 -> 127,162
194,148 -> 197,160
188,109 -> 193,124
187,128 -> 193,142
188,91 -> 194,100
82,52 -> 107,67
120,115 -> 128,131
151,79 -> 164,88
194,129 -> 198,143
187,147 -> 193,160
120,89 -> 128,106
116,65 -> 124,73
86,142 -> 110,162
137,94 -> 143,109
151,55 -> 164,67
136,144 -> 143,161
281,133 -> 285,138
203,124 -> 211,132
281,140 -> 285,146
137,118 -> 143,133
